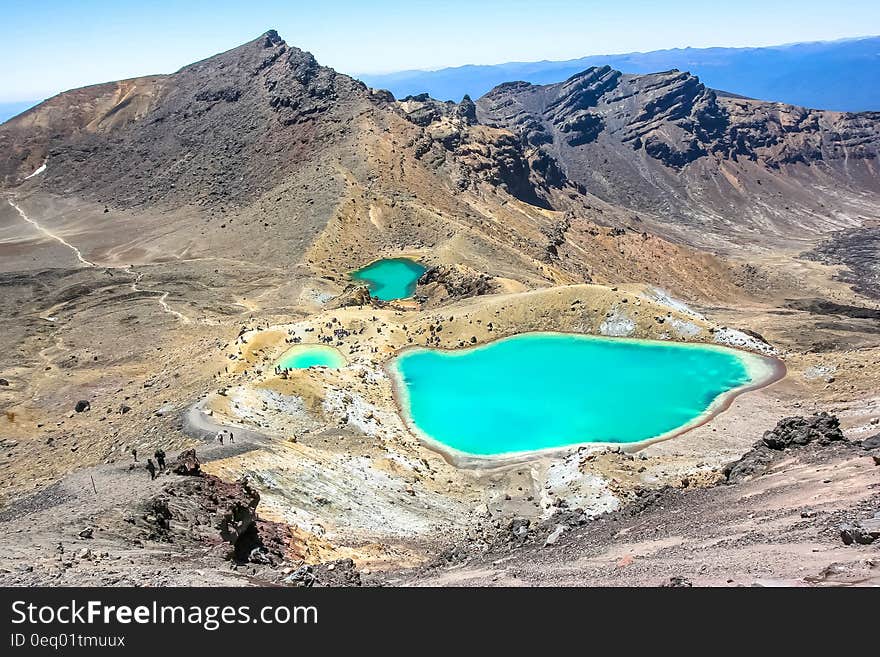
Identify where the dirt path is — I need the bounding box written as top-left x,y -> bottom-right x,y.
183,397 -> 270,449
124,268 -> 191,324
8,198 -> 95,266
7,197 -> 191,323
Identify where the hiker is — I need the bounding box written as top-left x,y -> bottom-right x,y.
146,458 -> 157,480
217,430 -> 224,445
228,432 -> 234,444
154,448 -> 166,470
131,447 -> 138,462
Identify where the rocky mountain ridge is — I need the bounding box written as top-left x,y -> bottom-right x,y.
477,66 -> 880,247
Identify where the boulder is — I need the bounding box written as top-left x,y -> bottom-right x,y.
0,378 -> 9,386
725,412 -> 847,483
171,449 -> 201,476
217,478 -> 260,548
861,434 -> 880,451
723,447 -> 776,483
142,496 -> 173,541
761,412 -> 844,450
284,565 -> 316,587
839,517 -> 880,545
313,558 -> 362,587
74,400 -> 91,413
283,559 -> 361,587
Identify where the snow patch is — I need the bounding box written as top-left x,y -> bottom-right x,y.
24,160 -> 47,180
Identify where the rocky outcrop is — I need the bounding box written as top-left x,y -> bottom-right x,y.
839,515 -> 880,545
327,285 -> 376,309
395,93 -> 570,208
136,456 -> 292,565
477,67 -> 880,246
760,412 -> 844,449
415,264 -> 496,306
479,66 -> 880,171
282,558 -> 362,587
724,413 -> 846,482
170,448 -> 201,476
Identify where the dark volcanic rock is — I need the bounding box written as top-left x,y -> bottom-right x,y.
805,227 -> 880,300
74,400 -> 90,413
785,298 -> 880,320
725,413 -> 846,483
282,559 -> 362,587
723,446 -> 777,484
140,472 -> 292,565
283,564 -> 316,587
761,412 -> 844,450
839,516 -> 880,545
457,94 -> 477,125
143,496 -> 173,541
662,576 -> 693,587
216,477 -> 261,560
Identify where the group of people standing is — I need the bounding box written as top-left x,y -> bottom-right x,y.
215,429 -> 234,445
131,447 -> 166,480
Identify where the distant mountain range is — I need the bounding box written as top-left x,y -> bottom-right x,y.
358,37 -> 880,112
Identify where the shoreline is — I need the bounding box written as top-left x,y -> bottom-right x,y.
384,331 -> 788,468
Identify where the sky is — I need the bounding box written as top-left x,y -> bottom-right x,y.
2,0 -> 880,102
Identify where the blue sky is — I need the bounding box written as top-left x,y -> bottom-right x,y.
2,0 -> 879,102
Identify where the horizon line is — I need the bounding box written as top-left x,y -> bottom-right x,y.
2,31 -> 879,104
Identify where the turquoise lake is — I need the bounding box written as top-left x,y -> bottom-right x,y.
390,333 -> 774,456
350,258 -> 426,301
277,344 -> 347,369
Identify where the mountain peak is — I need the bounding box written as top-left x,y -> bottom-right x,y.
263,29 -> 284,48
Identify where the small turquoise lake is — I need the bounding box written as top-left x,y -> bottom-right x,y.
351,258 -> 426,301
277,344 -> 347,369
390,333 -> 778,457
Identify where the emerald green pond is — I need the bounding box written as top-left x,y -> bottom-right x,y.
277,344 -> 346,369
350,258 -> 426,301
390,333 -> 777,457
